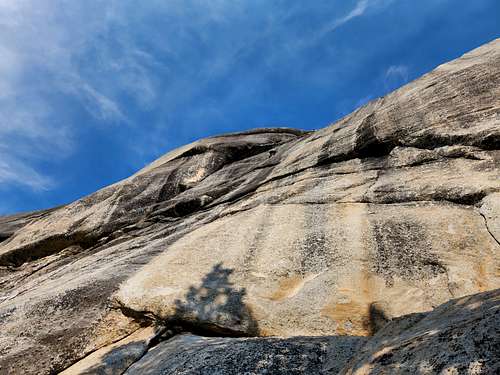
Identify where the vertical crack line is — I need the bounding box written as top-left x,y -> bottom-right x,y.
479,211 -> 500,247
56,326 -> 144,374
120,326 -> 170,375
443,266 -> 454,299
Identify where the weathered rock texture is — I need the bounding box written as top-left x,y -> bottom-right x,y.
341,289 -> 500,375
0,39 -> 499,374
124,334 -> 365,375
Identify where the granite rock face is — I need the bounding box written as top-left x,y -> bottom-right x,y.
123,334 -> 365,375
341,289 -> 500,375
0,39 -> 499,374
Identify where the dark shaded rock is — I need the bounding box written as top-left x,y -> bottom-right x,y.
341,289 -> 500,375
124,334 -> 365,375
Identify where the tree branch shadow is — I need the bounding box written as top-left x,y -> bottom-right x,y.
170,262 -> 259,337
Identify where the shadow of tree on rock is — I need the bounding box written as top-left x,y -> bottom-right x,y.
170,262 -> 259,337
65,263 -> 259,374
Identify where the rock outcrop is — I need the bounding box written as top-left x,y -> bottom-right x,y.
0,39 -> 499,374
341,289 -> 500,375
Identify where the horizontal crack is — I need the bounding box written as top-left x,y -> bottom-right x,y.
111,301 -> 257,340
206,145 -> 496,213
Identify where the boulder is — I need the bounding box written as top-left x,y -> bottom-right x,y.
341,289 -> 500,374
58,289 -> 500,374
124,334 -> 365,375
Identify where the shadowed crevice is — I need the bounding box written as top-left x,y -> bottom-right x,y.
0,232 -> 100,268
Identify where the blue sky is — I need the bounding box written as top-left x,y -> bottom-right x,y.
0,0 -> 498,215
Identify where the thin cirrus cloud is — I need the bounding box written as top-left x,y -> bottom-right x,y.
0,156 -> 52,191
323,0 -> 370,34
385,65 -> 410,81
0,1 -> 189,190
312,0 -> 395,43
0,0 -> 498,215
0,0 -> 140,190
0,0 -> 384,192
384,64 -> 410,91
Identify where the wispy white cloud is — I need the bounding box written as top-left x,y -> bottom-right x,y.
311,0 -> 396,43
384,64 -> 410,90
69,81 -> 127,123
0,155 -> 53,191
385,64 -> 409,81
0,0 -> 402,192
323,0 -> 370,34
0,0 -> 129,189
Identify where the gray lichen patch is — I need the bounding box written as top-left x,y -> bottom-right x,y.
370,219 -> 446,287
